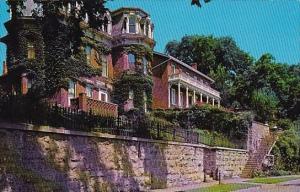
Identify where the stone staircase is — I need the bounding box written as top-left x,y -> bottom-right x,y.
241,133 -> 277,178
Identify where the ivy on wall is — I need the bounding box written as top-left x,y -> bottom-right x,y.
123,44 -> 153,75
4,0 -> 110,100
112,72 -> 153,114
112,44 -> 154,114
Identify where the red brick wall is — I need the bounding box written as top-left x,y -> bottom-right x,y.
152,61 -> 170,109
112,51 -> 129,78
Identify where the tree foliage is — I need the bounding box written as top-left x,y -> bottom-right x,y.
5,0 -> 107,99
272,128 -> 300,172
165,36 -> 300,121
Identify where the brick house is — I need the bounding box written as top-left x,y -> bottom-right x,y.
1,1 -> 220,116
152,52 -> 221,109
0,1 -> 154,116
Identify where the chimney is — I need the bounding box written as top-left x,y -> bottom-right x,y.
191,63 -> 198,70
2,61 -> 8,75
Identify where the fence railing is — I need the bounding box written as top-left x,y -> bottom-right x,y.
0,98 -> 200,144
0,96 -> 247,148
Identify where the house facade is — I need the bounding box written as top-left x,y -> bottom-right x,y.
1,1 -> 220,116
152,52 -> 221,109
0,1 -> 154,116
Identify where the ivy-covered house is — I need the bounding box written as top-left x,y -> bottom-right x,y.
0,0 -> 155,116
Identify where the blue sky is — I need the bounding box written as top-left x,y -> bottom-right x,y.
0,0 -> 299,74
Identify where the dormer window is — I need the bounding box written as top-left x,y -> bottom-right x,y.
27,42 -> 35,60
129,16 -> 136,33
128,53 -> 135,65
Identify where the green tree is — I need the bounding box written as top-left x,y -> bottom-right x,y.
272,128 -> 300,172
250,88 -> 279,122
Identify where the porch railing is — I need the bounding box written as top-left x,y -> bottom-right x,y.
71,93 -> 118,117
169,73 -> 220,98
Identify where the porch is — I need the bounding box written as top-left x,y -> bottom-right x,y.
168,73 -> 221,108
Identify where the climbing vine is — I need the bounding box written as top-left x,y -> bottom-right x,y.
112,72 -> 153,113
112,44 -> 154,113
4,0 -> 108,100
123,44 -> 153,75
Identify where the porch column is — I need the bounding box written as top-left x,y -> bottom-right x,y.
206,95 -> 209,104
212,98 -> 215,106
200,93 -> 203,103
218,100 -> 220,108
186,86 -> 189,108
168,83 -> 171,108
178,83 -> 181,107
193,90 -> 196,105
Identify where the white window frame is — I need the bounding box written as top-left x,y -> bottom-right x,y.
171,88 -> 176,105
99,90 -> 108,102
68,80 -> 76,106
86,85 -> 93,98
172,63 -> 176,74
129,16 -> 136,33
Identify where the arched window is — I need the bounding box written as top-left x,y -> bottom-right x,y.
128,53 -> 135,65
27,41 -> 35,60
129,16 -> 136,33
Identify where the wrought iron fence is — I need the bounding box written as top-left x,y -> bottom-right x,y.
0,97 -> 200,144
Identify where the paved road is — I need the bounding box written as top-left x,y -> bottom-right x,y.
236,179 -> 300,192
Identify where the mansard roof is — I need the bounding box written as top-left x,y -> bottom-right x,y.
153,52 -> 215,83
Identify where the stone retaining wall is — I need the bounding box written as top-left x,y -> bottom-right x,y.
204,148 -> 249,179
0,122 -> 248,191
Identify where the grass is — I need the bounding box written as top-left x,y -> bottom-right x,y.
186,183 -> 257,192
247,176 -> 300,184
